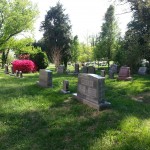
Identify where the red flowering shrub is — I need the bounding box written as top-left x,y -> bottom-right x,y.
12,60 -> 37,73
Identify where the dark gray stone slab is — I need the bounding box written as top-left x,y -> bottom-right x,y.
75,63 -> 79,73
82,66 -> 88,73
88,66 -> 96,74
57,65 -> 65,74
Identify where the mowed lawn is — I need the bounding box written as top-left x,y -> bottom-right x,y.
0,67 -> 150,150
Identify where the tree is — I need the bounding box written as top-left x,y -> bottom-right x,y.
0,0 -> 38,46
70,35 -> 79,63
40,2 -> 72,69
96,5 -> 120,69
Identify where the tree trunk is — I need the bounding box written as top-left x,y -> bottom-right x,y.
1,49 -> 9,68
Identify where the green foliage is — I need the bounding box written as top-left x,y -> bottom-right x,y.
95,5 -> 120,68
30,51 -> 49,71
0,68 -> 150,149
41,2 -> 72,68
0,0 -> 38,46
78,43 -> 93,62
70,35 -> 79,63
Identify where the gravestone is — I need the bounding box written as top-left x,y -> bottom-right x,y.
37,69 -> 53,88
109,70 -> 114,79
57,65 -> 65,74
15,70 -> 19,77
19,71 -> 23,78
4,64 -> 9,74
9,65 -> 15,75
61,80 -> 70,94
118,66 -> 132,81
88,66 -> 96,74
101,70 -> 105,77
110,64 -> 117,73
74,63 -> 79,74
138,67 -> 147,75
82,66 -> 88,73
73,73 -> 111,110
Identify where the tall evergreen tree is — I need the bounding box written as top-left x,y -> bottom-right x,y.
96,5 -> 120,69
41,2 -> 72,69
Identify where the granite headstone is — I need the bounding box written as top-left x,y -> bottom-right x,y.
37,69 -> 53,88
73,73 -> 111,110
138,67 -> 147,75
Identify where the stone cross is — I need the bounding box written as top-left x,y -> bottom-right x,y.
73,73 -> 111,110
37,69 -> 53,88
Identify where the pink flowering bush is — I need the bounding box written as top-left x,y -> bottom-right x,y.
12,60 -> 37,73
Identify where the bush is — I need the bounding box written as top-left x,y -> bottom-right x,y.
30,52 -> 49,71
12,60 -> 37,73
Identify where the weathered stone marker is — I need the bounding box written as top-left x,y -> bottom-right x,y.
88,66 -> 96,74
19,71 -> 23,78
16,70 -> 19,77
57,65 -> 65,74
109,70 -> 114,79
138,67 -> 147,75
10,65 -> 14,75
118,66 -> 132,81
37,69 -> 53,88
61,80 -> 70,94
75,63 -> 79,74
4,64 -> 9,74
101,70 -> 105,77
82,66 -> 88,73
73,73 -> 111,110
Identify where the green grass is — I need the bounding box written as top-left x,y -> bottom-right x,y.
0,67 -> 150,150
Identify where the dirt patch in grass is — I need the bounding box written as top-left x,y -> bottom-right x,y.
132,92 -> 150,103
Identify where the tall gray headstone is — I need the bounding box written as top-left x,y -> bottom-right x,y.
10,65 -> 14,75
57,65 -> 65,74
138,67 -> 147,75
73,73 -> 111,110
88,66 -> 96,74
19,71 -> 23,78
37,69 -> 53,88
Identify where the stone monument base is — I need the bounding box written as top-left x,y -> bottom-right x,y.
73,93 -> 111,110
36,81 -> 53,88
61,89 -> 70,94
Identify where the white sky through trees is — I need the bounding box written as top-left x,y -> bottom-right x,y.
31,0 -> 132,43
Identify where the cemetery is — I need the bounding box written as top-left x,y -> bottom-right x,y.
0,0 -> 150,150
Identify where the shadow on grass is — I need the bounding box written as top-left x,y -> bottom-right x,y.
1,70 -> 150,149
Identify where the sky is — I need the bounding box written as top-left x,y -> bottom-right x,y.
31,0 -> 132,43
